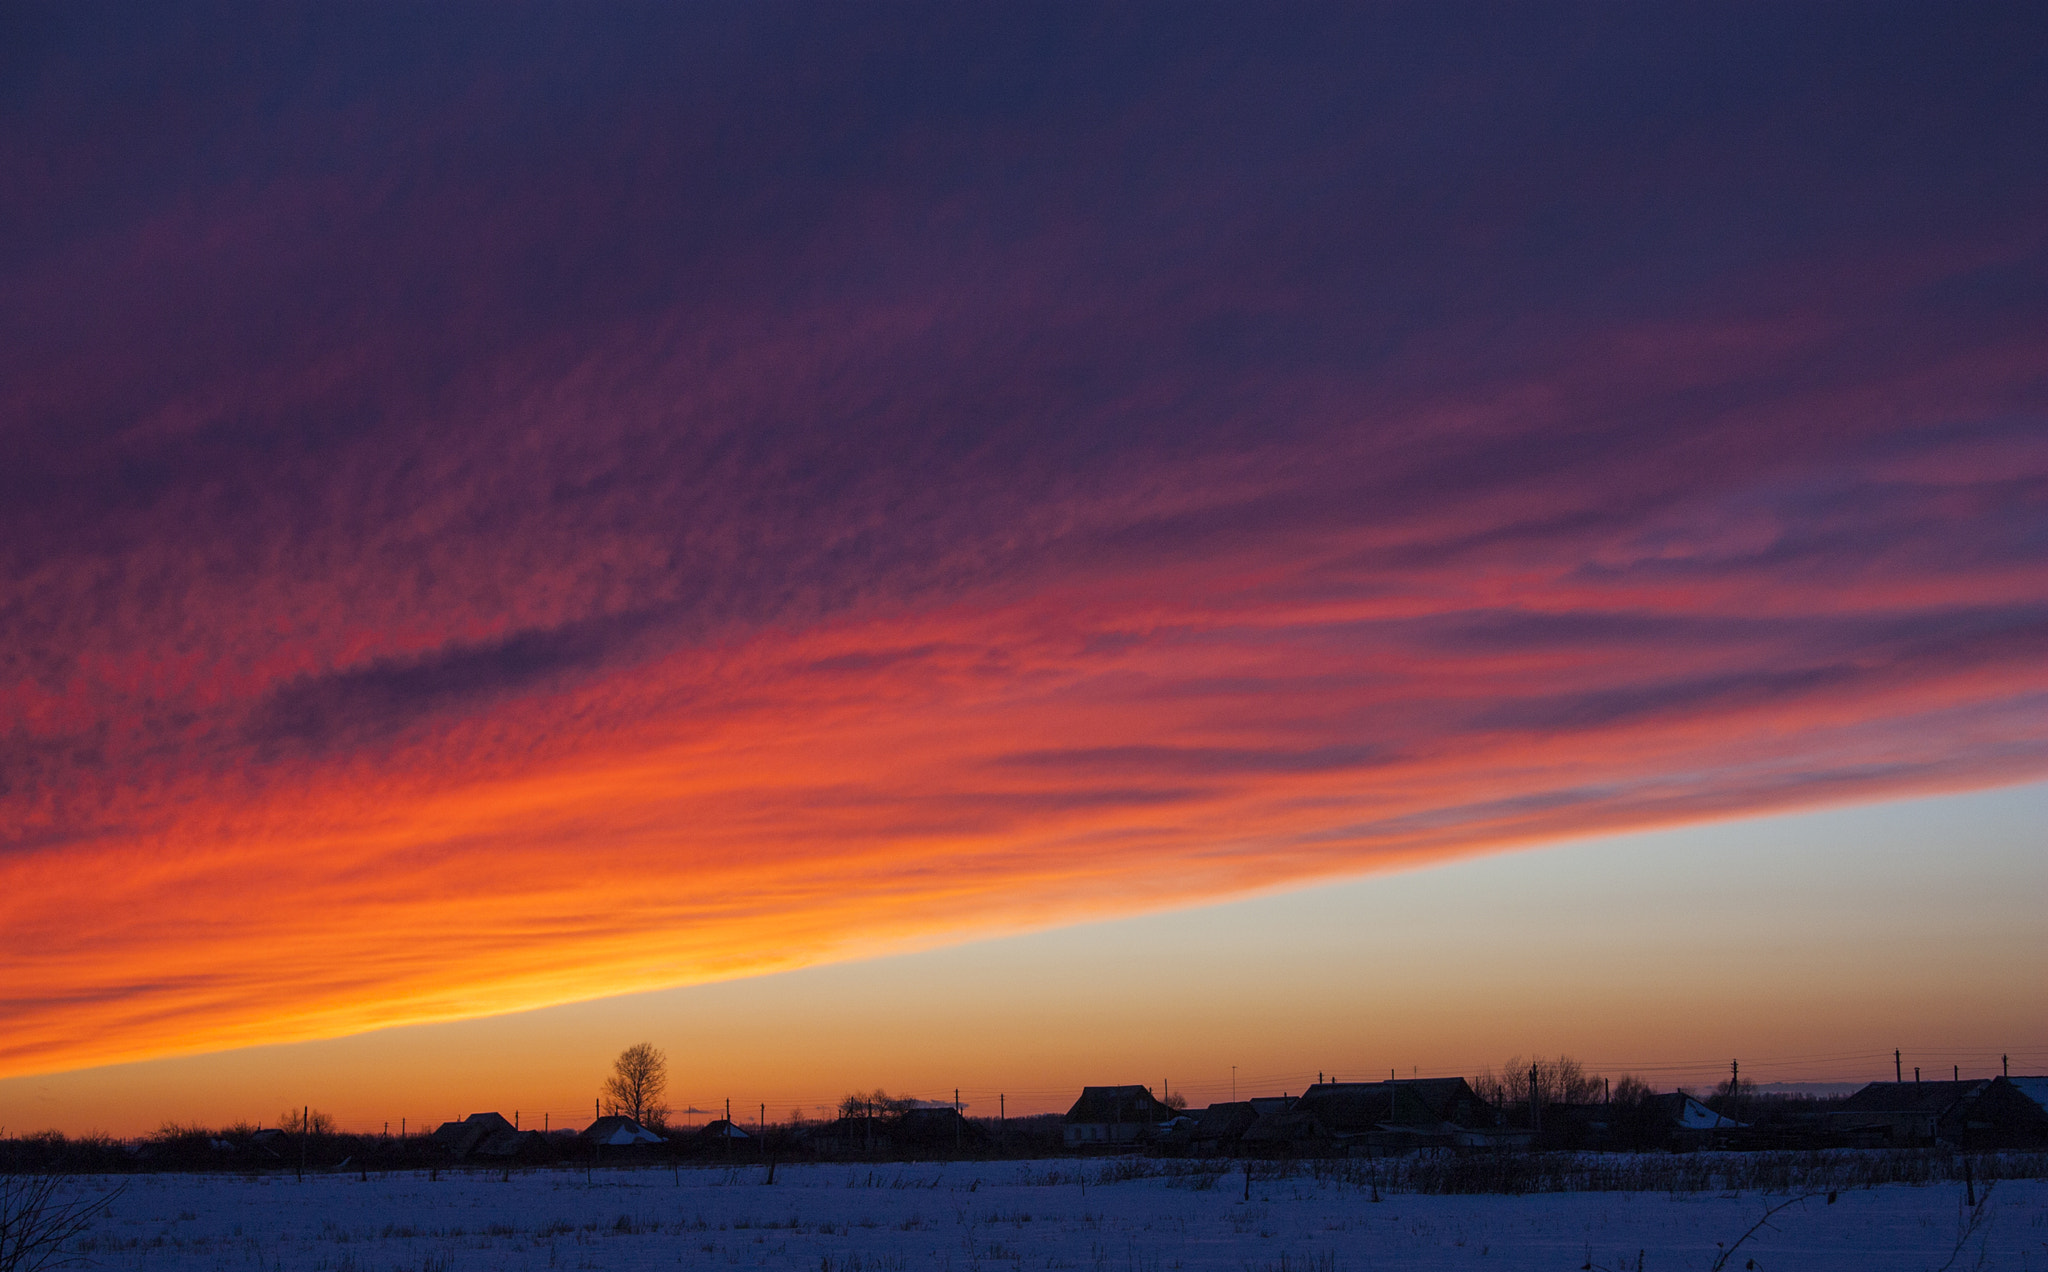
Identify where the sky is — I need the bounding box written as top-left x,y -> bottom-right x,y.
4,782 -> 2045,1136
2,6 -> 2045,1126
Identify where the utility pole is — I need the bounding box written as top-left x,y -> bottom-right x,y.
1953,1066 -> 1959,1082
2004,1054 -> 2010,1077
1915,1067 -> 1921,1085
515,1111 -> 519,1130
1895,1050 -> 1902,1083
1730,1059 -> 1738,1097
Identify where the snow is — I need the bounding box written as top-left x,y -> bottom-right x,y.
2009,1077 -> 2048,1112
595,1127 -> 667,1146
54,1159 -> 2043,1271
1672,1098 -> 1742,1131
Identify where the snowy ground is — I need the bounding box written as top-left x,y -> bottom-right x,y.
53,1159 -> 2048,1271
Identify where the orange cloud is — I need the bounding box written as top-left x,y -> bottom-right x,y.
5,532 -> 2043,1077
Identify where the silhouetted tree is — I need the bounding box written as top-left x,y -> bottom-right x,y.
0,1171 -> 123,1272
837,1089 -> 919,1119
1472,1055 -> 1604,1108
274,1108 -> 336,1135
602,1043 -> 670,1129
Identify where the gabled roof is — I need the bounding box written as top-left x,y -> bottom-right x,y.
1838,1080 -> 1986,1114
896,1106 -> 988,1145
1065,1086 -> 1165,1124
2007,1077 -> 2048,1113
1645,1093 -> 1744,1130
1290,1084 -> 1394,1135
1187,1102 -> 1261,1141
1291,1078 -> 1497,1136
1240,1097 -> 1306,1143
697,1118 -> 749,1139
431,1112 -> 520,1157
579,1115 -> 665,1145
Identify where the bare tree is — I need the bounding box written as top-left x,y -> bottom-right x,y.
836,1089 -> 919,1120
273,1108 -> 335,1135
602,1043 -> 670,1129
0,1172 -> 123,1272
1472,1055 -> 1604,1108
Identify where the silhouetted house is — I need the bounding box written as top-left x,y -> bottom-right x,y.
803,1116 -> 882,1156
474,1128 -> 552,1160
579,1115 -> 666,1147
696,1119 -> 750,1142
247,1128 -> 288,1157
896,1106 -> 989,1154
1650,1093 -> 1744,1145
1169,1101 -> 1264,1155
1064,1086 -> 1170,1148
2009,1077 -> 2048,1119
1945,1078 -> 2048,1148
1258,1079 -> 1506,1153
1553,1093 -> 1743,1150
1827,1081 -> 1986,1145
431,1112 -> 519,1159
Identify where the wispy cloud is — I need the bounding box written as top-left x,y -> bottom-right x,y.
1,6 -> 2043,1076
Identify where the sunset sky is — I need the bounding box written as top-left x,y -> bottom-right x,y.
3,6 -> 2045,1135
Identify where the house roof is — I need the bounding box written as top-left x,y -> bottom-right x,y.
1644,1093 -> 1745,1130
431,1112 -> 521,1156
1186,1102 -> 1261,1141
2007,1077 -> 2048,1113
1290,1084 -> 1395,1135
1291,1079 -> 1497,1136
1838,1081 -> 1986,1114
1065,1086 -> 1166,1124
579,1115 -> 665,1145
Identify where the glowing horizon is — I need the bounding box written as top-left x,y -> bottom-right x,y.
2,8 -> 2044,1090
6,783 -> 2044,1138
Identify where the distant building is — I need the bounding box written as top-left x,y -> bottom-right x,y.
579,1115 -> 667,1147
2005,1076 -> 2048,1117
431,1112 -> 520,1159
1650,1093 -> 1744,1134
1169,1100 -> 1273,1155
1827,1081 -> 1985,1145
895,1106 -> 989,1153
1253,1079 -> 1509,1153
802,1116 -> 880,1156
1064,1086 -> 1170,1148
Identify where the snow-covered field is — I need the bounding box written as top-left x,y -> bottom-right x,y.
54,1160 -> 2048,1271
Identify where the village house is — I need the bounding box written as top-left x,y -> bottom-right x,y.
1063,1086 -> 1171,1148
578,1115 -> 667,1147
1244,1079 -> 1511,1154
430,1112 -> 518,1158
